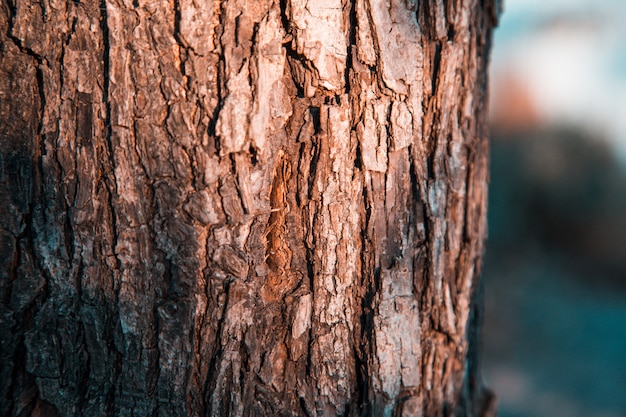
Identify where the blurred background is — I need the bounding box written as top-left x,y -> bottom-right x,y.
483,1 -> 626,416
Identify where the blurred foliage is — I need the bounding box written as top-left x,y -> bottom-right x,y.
489,127 -> 626,287
483,127 -> 626,417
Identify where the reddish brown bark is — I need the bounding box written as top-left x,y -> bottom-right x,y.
0,0 -> 499,415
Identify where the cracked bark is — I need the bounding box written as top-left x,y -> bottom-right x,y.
0,0 -> 500,416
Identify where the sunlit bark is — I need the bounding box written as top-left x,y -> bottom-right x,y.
0,0 -> 499,415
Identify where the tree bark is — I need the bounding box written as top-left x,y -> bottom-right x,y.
0,0 -> 499,415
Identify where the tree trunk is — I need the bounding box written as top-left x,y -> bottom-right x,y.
0,0 -> 499,415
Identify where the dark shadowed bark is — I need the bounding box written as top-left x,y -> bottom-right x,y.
0,0 -> 499,415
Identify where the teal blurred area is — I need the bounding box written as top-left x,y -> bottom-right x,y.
484,1 -> 626,416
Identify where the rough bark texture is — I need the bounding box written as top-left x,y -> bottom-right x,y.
0,0 -> 499,416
